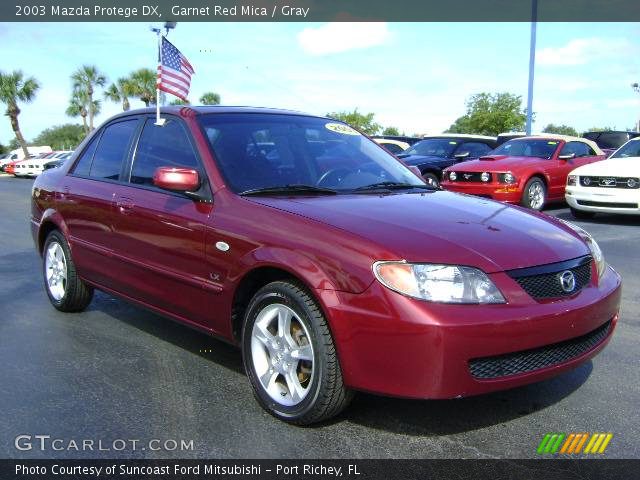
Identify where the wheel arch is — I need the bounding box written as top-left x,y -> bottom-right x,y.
37,209 -> 70,255
230,265 -> 322,343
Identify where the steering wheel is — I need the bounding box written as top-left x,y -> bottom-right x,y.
316,168 -> 351,187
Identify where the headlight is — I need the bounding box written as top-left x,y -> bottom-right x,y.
557,219 -> 606,278
480,172 -> 490,182
567,175 -> 577,186
499,172 -> 516,184
373,261 -> 505,304
449,172 -> 457,181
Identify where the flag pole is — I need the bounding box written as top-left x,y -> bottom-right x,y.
154,27 -> 165,126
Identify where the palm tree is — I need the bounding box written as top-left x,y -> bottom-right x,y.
199,92 -> 221,105
104,77 -> 134,111
169,98 -> 189,105
66,91 -> 89,134
0,70 -> 40,159
129,68 -> 157,107
71,65 -> 106,130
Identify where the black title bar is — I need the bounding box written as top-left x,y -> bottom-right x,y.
3,0 -> 640,22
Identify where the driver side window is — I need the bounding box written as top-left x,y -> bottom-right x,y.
129,118 -> 199,186
560,141 -> 589,158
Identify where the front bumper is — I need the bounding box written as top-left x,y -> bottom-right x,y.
441,180 -> 521,203
566,186 -> 640,215
320,265 -> 621,399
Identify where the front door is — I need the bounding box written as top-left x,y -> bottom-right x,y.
110,116 -> 219,331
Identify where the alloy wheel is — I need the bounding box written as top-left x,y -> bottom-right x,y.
45,241 -> 67,301
250,304 -> 314,406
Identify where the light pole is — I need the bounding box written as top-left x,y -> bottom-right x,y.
525,0 -> 538,136
633,82 -> 640,132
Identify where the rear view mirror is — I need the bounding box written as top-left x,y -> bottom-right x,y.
454,151 -> 470,159
558,153 -> 576,160
153,167 -> 200,192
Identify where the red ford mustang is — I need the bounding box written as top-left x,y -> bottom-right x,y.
31,108 -> 620,424
441,136 -> 605,210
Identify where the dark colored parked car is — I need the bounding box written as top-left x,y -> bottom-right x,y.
397,134 -> 498,187
583,131 -> 640,157
31,107 -> 621,424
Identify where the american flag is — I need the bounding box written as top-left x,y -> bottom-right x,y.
157,37 -> 194,101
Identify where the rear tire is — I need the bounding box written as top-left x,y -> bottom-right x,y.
521,177 -> 546,210
43,230 -> 94,312
570,207 -> 596,220
242,280 -> 353,425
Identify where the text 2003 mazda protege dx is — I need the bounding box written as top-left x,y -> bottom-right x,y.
31,107 -> 621,424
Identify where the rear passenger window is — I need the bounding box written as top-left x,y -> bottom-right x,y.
129,118 -> 199,185
71,134 -> 100,176
89,119 -> 138,180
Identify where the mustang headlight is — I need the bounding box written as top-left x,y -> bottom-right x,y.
557,219 -> 606,278
373,261 -> 505,304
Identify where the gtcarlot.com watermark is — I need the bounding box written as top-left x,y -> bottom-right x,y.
15,435 -> 194,452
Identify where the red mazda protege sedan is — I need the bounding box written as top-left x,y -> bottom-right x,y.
31,107 -> 621,425
440,136 -> 606,210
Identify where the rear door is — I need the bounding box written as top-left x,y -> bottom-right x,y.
59,117 -> 141,287
110,116 -> 218,330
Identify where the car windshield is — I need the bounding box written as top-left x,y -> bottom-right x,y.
198,113 -> 426,193
491,139 -> 559,159
611,140 -> 640,158
403,138 -> 459,158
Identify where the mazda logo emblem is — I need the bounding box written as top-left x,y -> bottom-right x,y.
559,270 -> 576,293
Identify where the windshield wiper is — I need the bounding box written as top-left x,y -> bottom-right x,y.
352,181 -> 435,192
239,184 -> 338,196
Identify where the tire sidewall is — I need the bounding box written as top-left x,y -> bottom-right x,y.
242,284 -> 326,421
43,231 -> 69,308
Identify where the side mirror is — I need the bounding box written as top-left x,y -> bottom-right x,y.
558,153 -> 576,160
407,165 -> 422,177
153,167 -> 200,192
453,151 -> 470,160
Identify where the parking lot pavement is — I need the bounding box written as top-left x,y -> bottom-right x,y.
1,176 -> 638,459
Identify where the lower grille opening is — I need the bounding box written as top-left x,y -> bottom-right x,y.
577,200 -> 638,209
469,320 -> 612,380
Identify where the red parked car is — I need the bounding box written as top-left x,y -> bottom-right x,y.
440,136 -> 605,210
31,108 -> 621,424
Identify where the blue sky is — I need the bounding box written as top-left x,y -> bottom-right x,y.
0,21 -> 639,145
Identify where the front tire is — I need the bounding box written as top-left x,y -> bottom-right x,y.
422,172 -> 440,188
242,281 -> 352,425
43,230 -> 94,312
521,177 -> 546,210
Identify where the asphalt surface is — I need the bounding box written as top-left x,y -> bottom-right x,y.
1,175 -> 639,459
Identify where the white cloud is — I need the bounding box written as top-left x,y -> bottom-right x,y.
297,23 -> 391,56
537,38 -> 633,66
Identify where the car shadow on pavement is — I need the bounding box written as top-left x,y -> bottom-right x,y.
553,210 -> 640,226
87,291 -> 593,435
87,291 -> 245,376
339,362 -> 593,435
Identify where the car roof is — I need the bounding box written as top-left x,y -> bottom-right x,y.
107,105 -> 322,122
509,135 -> 604,155
422,133 -> 497,141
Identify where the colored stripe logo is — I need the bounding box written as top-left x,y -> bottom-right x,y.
537,433 -> 613,454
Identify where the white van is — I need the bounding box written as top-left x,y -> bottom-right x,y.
6,145 -> 53,161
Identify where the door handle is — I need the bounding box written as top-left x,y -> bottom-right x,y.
116,197 -> 134,213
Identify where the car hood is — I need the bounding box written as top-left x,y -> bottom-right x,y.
570,157 -> 640,177
247,191 -> 588,273
400,154 -> 448,166
449,155 -> 544,172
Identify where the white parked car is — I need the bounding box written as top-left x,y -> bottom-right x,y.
17,151 -> 73,177
373,138 -> 410,155
566,137 -> 640,218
